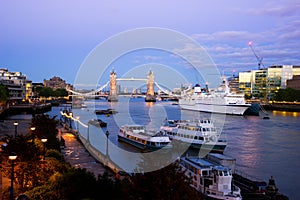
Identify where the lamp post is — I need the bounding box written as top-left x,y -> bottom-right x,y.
41,137 -> 48,161
9,152 -> 17,200
69,112 -> 73,128
30,127 -> 36,144
105,130 -> 109,166
13,121 -> 18,138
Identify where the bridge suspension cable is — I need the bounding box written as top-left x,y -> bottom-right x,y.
154,82 -> 172,95
67,81 -> 110,96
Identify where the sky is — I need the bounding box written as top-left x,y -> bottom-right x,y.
1,0 -> 299,88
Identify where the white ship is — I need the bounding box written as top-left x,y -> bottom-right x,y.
160,119 -> 227,153
179,153 -> 242,200
179,77 -> 254,115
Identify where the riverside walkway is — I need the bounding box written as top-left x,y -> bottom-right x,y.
59,127 -> 110,178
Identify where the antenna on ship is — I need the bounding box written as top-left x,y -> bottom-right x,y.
248,41 -> 265,70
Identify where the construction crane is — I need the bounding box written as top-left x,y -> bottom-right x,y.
248,41 -> 264,70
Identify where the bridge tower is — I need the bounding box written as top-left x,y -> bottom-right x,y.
145,69 -> 156,102
108,69 -> 118,102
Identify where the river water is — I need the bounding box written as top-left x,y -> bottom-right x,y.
47,97 -> 300,199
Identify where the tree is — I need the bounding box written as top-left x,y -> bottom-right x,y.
51,168 -> 98,200
274,88 -> 300,102
37,87 -> 53,98
30,114 -> 60,151
0,84 -> 9,105
54,88 -> 68,97
127,163 -> 202,200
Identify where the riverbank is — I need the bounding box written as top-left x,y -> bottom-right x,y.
262,102 -> 300,112
0,103 -> 52,119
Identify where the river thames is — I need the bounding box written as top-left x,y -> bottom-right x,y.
41,97 -> 300,199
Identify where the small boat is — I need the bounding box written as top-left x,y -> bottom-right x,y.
94,108 -> 118,115
118,125 -> 171,150
88,119 -> 107,127
179,153 -> 242,200
160,119 -> 227,153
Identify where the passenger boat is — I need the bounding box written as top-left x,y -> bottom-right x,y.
118,125 -> 171,150
179,153 -> 242,200
160,119 -> 227,153
179,77 -> 257,116
94,108 -> 118,115
88,119 -> 107,127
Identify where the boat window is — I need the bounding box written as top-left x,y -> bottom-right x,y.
202,170 -> 208,176
224,171 -> 228,176
219,171 -> 223,176
194,136 -> 198,140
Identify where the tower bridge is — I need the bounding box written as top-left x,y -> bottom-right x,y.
67,69 -> 174,102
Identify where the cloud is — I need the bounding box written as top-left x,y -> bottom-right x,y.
190,9 -> 300,72
241,1 -> 300,17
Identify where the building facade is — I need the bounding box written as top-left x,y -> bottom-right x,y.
44,76 -> 67,90
238,65 -> 300,100
0,68 -> 32,102
287,75 -> 300,90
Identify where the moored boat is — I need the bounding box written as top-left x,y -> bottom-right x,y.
179,77 -> 257,116
160,119 -> 227,153
94,108 -> 118,115
118,125 -> 171,150
179,153 -> 242,200
88,119 -> 107,127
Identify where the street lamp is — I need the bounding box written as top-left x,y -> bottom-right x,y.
13,121 -> 18,138
9,152 -> 17,200
30,127 -> 36,144
41,137 -> 48,161
105,130 -> 109,166
69,112 -> 73,128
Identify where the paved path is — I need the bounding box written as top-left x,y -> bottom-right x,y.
60,128 -> 109,178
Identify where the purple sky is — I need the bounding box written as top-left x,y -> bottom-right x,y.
1,0 -> 299,85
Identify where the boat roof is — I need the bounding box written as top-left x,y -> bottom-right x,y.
184,157 -> 214,169
183,156 -> 230,171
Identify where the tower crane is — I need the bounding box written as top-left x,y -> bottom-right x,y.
248,41 -> 264,70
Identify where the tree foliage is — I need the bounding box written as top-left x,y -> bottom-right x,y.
273,88 -> 300,102
0,84 -> 9,104
127,163 -> 202,200
35,87 -> 68,98
30,114 -> 60,151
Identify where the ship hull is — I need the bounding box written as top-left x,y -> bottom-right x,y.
117,135 -> 170,151
179,99 -> 251,115
189,142 -> 227,153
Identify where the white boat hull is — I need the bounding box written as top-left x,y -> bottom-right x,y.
179,98 -> 250,115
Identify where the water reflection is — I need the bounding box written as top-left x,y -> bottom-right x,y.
272,110 -> 300,117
